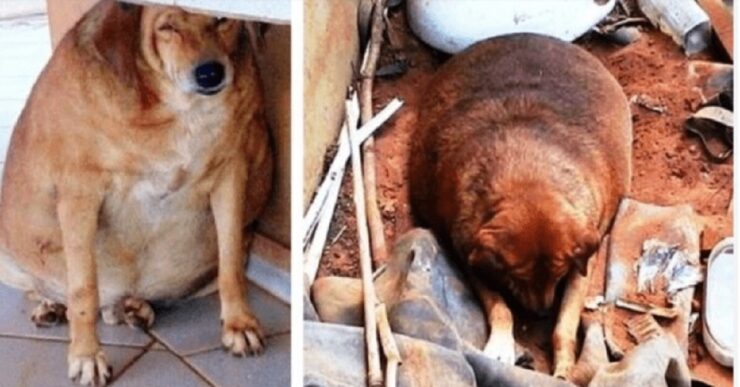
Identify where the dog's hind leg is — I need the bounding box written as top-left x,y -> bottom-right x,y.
472,277 -> 516,365
31,298 -> 67,327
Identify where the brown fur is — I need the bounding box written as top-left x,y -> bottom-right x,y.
409,34 -> 631,370
0,1 -> 272,384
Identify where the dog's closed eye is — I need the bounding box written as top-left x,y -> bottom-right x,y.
158,23 -> 175,32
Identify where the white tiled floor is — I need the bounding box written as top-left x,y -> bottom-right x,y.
0,280 -> 291,386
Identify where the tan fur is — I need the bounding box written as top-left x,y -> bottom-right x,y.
0,1 -> 272,384
409,34 -> 631,371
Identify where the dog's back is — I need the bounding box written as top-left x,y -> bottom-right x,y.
409,34 -> 631,296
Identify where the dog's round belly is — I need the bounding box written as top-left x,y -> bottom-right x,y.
0,191 -> 219,307
92,183 -> 220,305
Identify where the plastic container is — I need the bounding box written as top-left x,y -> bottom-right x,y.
703,237 -> 734,367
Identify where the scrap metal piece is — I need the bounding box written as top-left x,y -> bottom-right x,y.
630,94 -> 667,114
636,239 -> 704,296
615,298 -> 679,319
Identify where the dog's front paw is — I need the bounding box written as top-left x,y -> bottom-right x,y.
553,360 -> 574,380
553,331 -> 577,379
221,312 -> 265,356
483,333 -> 516,365
68,349 -> 110,386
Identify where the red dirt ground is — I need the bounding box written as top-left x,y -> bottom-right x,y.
316,5 -> 732,385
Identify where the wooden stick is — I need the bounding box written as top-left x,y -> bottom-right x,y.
349,101 -> 384,387
615,298 -> 679,319
303,98 -> 403,284
359,0 -> 389,267
696,0 -> 733,60
376,303 -> 401,387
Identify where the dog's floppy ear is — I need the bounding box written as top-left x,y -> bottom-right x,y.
229,21 -> 259,67
468,228 -> 504,270
243,22 -> 266,53
92,2 -> 142,85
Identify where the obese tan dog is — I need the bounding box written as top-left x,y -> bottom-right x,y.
0,1 -> 272,385
409,34 -> 631,377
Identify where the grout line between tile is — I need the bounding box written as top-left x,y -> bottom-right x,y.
0,332 -> 68,343
108,340 -> 155,385
147,331 -> 216,387
0,331 -> 156,350
180,346 -> 223,358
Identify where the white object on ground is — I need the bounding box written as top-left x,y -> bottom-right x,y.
406,0 -> 615,54
703,237 -> 734,367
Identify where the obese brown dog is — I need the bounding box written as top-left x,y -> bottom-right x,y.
0,1 -> 272,385
409,34 -> 631,376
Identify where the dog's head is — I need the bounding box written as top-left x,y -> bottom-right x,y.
89,1 -> 249,101
140,7 -> 246,96
467,193 -> 599,313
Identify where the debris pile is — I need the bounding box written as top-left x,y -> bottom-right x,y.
308,0 -> 734,385
636,239 -> 703,296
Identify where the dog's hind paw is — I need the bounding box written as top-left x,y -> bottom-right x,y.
31,300 -> 67,327
122,297 -> 155,329
101,297 -> 155,329
101,305 -> 122,326
68,350 -> 110,386
222,312 -> 265,356
483,334 -> 516,365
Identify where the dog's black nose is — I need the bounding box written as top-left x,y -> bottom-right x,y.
194,61 -> 225,90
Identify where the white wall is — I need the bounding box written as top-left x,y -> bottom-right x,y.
0,0 -> 46,19
124,0 -> 290,24
0,14 -> 51,163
